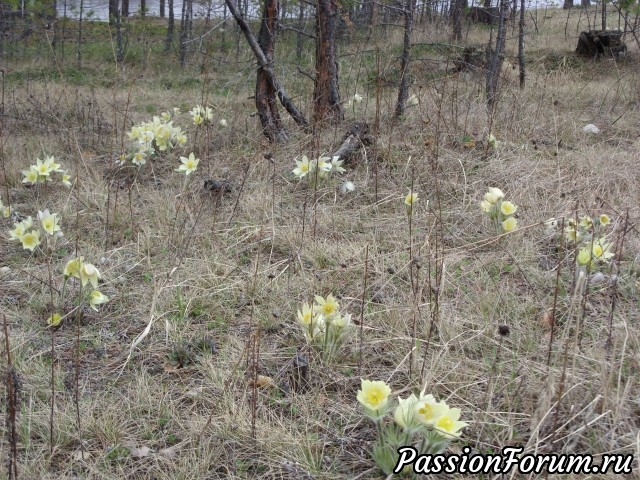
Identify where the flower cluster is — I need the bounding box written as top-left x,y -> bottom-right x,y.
480,187 -> 518,233
357,379 -> 468,474
0,199 -> 11,218
296,294 -> 352,357
21,156 -> 72,187
124,110 -> 187,166
292,155 -> 346,184
8,209 -> 63,252
190,105 -> 214,126
562,214 -> 614,270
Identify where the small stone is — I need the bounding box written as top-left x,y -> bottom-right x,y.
583,124 -> 600,134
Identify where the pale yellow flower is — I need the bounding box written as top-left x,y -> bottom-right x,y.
38,210 -> 61,236
20,230 -> 41,251
44,155 -> 63,173
34,158 -> 53,177
89,290 -> 109,311
64,257 -> 84,279
47,313 -> 63,327
404,190 -> 419,207
434,406 -> 468,438
407,94 -> 419,106
292,156 -> 313,178
353,93 -> 363,103
480,200 -> 492,213
22,168 -> 40,184
501,217 -> 518,232
577,248 -> 592,266
314,294 -> 339,317
176,153 -> 200,175
565,225 -> 583,242
132,150 -> 147,166
357,379 -> 391,411
80,263 -> 101,288
297,302 -> 314,326
332,312 -> 351,329
394,393 -> 419,430
599,214 -> 611,226
414,394 -> 449,426
500,201 -> 517,216
219,119 -> 228,127
593,240 -> 614,259
62,174 -> 72,188
483,187 -> 504,204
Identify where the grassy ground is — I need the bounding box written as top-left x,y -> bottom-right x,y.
1,6 -> 639,479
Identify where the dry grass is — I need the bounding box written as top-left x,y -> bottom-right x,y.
1,6 -> 639,479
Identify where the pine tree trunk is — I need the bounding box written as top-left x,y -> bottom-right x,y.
518,0 -> 525,88
160,0 -> 165,17
395,0 -> 416,118
313,0 -> 343,125
452,0 -> 463,41
296,2 -> 305,60
122,0 -> 129,16
486,0 -> 508,110
256,0 -> 288,142
165,0 -> 174,51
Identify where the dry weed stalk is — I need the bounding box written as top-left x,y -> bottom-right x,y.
3,314 -> 19,480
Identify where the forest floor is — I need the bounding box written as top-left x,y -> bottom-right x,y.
1,6 -> 639,479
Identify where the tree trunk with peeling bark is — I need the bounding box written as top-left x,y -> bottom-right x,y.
313,0 -> 343,125
256,0 -> 288,142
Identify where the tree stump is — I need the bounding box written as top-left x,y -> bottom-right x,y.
575,30 -> 627,58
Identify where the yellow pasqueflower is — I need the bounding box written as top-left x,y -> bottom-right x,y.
132,150 -> 147,166
292,156 -> 313,178
500,201 -> 517,216
314,294 -> 339,318
577,248 -> 592,266
593,241 -> 614,259
22,168 -> 40,184
579,216 -> 593,228
414,394 -> 449,426
47,313 -> 63,327
20,230 -> 41,251
44,155 -> 63,173
332,312 -> 351,329
433,407 -> 468,438
34,158 -> 53,177
565,225 -> 583,242
501,217 -> 518,232
64,257 -> 84,279
599,214 -> 611,226
38,210 -> 61,236
62,174 -> 72,188
297,302 -> 314,326
89,290 -> 109,311
176,153 -> 200,175
8,217 -> 33,240
480,200 -> 492,213
357,379 -> 391,411
394,393 -> 419,429
80,263 -> 101,288
483,187 -> 504,204
404,190 -> 419,207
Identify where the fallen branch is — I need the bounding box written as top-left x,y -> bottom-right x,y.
225,0 -> 309,130
332,122 -> 371,162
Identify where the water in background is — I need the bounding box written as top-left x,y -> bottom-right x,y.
56,0 -> 256,21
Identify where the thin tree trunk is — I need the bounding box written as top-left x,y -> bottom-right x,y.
179,0 -> 191,66
601,0 -> 606,29
563,0 -> 573,9
452,0 -> 463,41
581,0 -> 590,7
165,0 -> 174,51
256,0 -> 288,142
313,0 -> 343,124
296,1 -> 305,60
77,0 -> 83,67
160,0 -> 165,17
109,0 -> 118,23
395,0 -> 416,117
518,0 -> 525,88
122,0 -> 129,16
141,0 -> 146,16
225,0 -> 309,128
486,0 -> 508,111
